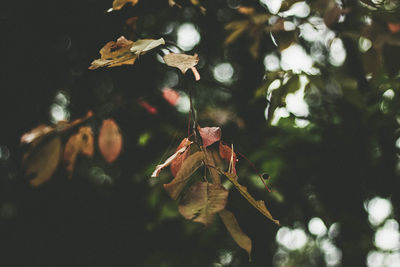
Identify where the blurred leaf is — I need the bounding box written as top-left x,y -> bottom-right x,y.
224,172 -> 280,225
324,4 -> 342,28
23,137 -> 62,187
198,126 -> 221,147
162,88 -> 180,106
163,53 -> 199,74
163,151 -> 204,200
98,119 -> 123,163
63,126 -> 94,178
388,23 -> 400,33
138,99 -> 158,114
111,0 -> 139,11
190,0 -> 206,14
21,125 -> 54,145
178,182 -> 228,225
219,209 -> 252,260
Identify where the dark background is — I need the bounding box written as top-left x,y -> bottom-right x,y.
1,0 -> 400,266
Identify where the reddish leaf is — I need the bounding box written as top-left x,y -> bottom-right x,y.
163,151 -> 204,199
98,119 -> 123,163
170,138 -> 192,176
162,88 -> 180,106
151,138 -> 192,177
178,182 -> 228,225
198,126 -> 221,147
388,23 -> 400,33
63,126 -> 94,178
23,137 -> 62,187
219,142 -> 237,174
138,99 -> 158,114
219,209 -> 252,259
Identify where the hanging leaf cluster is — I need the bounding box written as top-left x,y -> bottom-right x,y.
21,112 -> 123,186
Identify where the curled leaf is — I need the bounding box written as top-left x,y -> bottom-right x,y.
98,119 -> 123,163
163,151 -> 204,199
219,209 -> 252,259
224,172 -> 280,225
198,126 -> 221,147
23,137 -> 62,187
163,53 -> 199,74
130,38 -> 165,55
219,142 -> 237,174
170,138 -> 192,177
178,182 -> 228,225
152,138 -> 192,177
63,126 -> 94,178
89,36 -> 136,70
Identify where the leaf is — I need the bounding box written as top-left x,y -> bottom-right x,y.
190,0 -> 206,14
224,172 -> 280,225
130,38 -> 165,55
111,0 -> 139,11
388,23 -> 400,33
21,125 -> 54,145
178,182 -> 228,225
170,138 -> 192,177
219,142 -> 237,175
23,137 -> 62,187
151,138 -> 192,177
162,88 -> 180,106
98,119 -> 123,163
198,126 -> 221,147
63,126 -> 94,178
219,209 -> 252,259
224,20 -> 250,45
163,53 -> 199,74
163,151 -> 204,199
89,36 -> 136,70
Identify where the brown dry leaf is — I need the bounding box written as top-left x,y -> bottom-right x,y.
23,137 -> 62,187
198,126 -> 221,147
63,126 -> 94,178
219,209 -> 252,259
224,172 -> 280,225
178,182 -> 228,225
111,0 -> 139,11
219,142 -> 237,175
21,125 -> 54,145
163,151 -> 204,199
152,138 -> 192,177
130,38 -> 165,55
163,53 -> 199,74
98,119 -> 123,163
89,36 -> 136,70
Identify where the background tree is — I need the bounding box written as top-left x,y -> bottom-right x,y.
1,0 -> 400,266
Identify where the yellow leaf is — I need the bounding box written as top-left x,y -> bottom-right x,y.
224,172 -> 280,225
111,0 -> 139,11
23,137 -> 62,187
98,119 -> 123,163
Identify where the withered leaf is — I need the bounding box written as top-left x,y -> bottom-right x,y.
224,172 -> 280,225
163,151 -> 204,199
111,0 -> 139,11
178,182 -> 228,225
152,138 -> 192,177
98,119 -> 123,163
170,138 -> 192,177
198,126 -> 221,147
89,36 -> 136,70
63,126 -> 94,178
23,137 -> 62,187
219,209 -> 252,259
130,38 -> 165,55
219,142 -> 237,175
163,53 -> 199,74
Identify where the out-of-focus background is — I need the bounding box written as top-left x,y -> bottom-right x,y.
1,0 -> 400,266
